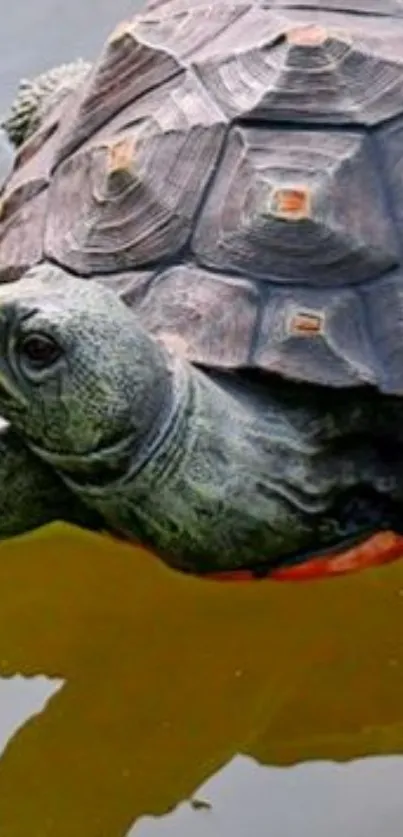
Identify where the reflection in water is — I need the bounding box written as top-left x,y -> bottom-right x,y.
0,525 -> 403,835
132,754 -> 403,837
0,675 -> 63,756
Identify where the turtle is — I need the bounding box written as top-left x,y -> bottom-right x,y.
2,0 -> 403,582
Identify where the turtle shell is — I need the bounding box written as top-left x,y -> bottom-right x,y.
2,0 -> 403,392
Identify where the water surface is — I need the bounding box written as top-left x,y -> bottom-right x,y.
0,525 -> 403,836
1,2 -> 403,835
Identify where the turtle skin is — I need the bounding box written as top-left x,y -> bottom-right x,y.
2,0 -> 403,579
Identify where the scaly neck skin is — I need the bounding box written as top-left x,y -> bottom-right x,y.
26,345 -> 181,486
30,357 -> 403,576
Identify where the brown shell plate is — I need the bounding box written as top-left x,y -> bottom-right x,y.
3,0 -> 403,393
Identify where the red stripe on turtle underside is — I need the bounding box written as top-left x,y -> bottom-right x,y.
206,531 -> 403,583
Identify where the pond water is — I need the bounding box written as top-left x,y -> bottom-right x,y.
1,2 -> 403,836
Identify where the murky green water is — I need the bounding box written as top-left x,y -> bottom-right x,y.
2,1 -> 403,834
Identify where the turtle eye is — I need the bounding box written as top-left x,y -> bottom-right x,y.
19,332 -> 61,369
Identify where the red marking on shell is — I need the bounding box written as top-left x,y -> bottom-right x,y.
270,186 -> 311,221
288,311 -> 324,336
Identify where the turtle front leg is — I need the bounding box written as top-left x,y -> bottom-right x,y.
0,422 -> 102,540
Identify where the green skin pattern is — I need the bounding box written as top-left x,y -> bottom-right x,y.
0,268 -> 401,575
1,66 -> 403,575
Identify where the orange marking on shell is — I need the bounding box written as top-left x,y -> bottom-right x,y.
108,20 -> 136,45
106,137 -> 136,176
271,187 -> 311,220
288,311 -> 324,336
286,25 -> 327,46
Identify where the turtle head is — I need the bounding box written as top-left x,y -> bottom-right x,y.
0,265 -> 171,463
2,59 -> 91,147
